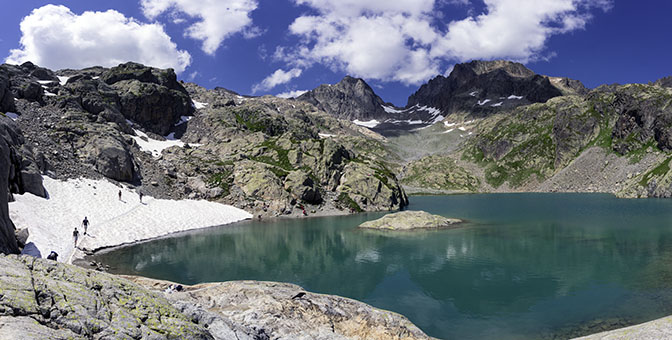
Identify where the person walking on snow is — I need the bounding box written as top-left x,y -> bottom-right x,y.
118,190 -> 122,201
82,216 -> 89,235
139,192 -> 143,203
73,227 -> 80,246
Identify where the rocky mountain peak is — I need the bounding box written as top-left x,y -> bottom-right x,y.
462,60 -> 535,78
297,75 -> 387,120
406,59 -> 571,117
655,76 -> 672,88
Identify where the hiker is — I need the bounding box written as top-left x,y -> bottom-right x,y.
118,190 -> 122,201
73,227 -> 80,246
82,216 -> 89,235
47,251 -> 58,261
139,192 -> 143,203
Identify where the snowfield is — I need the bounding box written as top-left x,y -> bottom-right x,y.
9,177 -> 252,263
352,119 -> 380,128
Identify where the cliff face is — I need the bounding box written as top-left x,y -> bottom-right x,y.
406,60 -> 583,117
0,133 -> 18,254
297,76 -> 388,120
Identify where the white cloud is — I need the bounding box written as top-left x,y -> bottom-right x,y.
141,0 -> 258,55
276,90 -> 308,98
277,0 -> 611,85
432,0 -> 609,62
6,5 -> 191,73
252,68 -> 303,93
187,71 -> 200,81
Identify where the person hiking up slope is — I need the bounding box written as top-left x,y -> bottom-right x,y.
73,227 -> 80,246
82,216 -> 90,235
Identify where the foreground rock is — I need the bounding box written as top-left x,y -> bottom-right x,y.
0,254 -> 435,340
0,255 -> 212,339
359,210 -> 462,231
572,315 -> 672,339
128,277 -> 437,340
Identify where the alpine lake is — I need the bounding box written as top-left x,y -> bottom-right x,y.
92,193 -> 672,339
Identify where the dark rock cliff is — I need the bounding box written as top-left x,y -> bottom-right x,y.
297,76 -> 388,120
406,60 -> 581,116
0,132 -> 19,254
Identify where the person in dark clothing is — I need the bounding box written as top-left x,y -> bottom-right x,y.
82,216 -> 90,235
139,192 -> 143,203
118,190 -> 122,201
73,227 -> 80,246
47,251 -> 58,261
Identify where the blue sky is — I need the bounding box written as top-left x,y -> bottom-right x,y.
1,1 -> 670,106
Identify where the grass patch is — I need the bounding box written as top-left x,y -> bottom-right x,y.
337,192 -> 362,212
234,109 -> 267,132
208,170 -> 233,197
639,156 -> 672,187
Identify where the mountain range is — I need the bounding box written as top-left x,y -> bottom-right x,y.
2,59 -> 672,255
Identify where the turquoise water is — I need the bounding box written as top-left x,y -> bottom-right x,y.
93,194 -> 672,339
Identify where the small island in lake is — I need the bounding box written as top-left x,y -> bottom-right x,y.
358,210 -> 462,231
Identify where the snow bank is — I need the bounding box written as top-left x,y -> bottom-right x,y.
382,105 -> 404,114
508,95 -> 524,100
491,102 -> 503,107
175,116 -> 194,126
353,119 -> 380,128
477,99 -> 491,106
192,100 -> 208,109
57,76 -> 70,86
131,129 -> 199,158
9,177 -> 252,263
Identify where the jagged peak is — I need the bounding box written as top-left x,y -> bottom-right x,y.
457,60 -> 535,78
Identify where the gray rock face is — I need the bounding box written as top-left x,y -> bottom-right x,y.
298,76 -> 388,120
0,255 -> 213,339
0,116 -> 45,198
284,170 -> 321,204
0,70 -> 15,113
358,210 -> 462,231
128,277 -> 437,340
655,76 -> 672,88
406,60 -> 571,117
102,62 -> 193,135
0,137 -> 19,254
81,135 -> 135,182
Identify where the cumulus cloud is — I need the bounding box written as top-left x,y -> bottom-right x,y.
276,90 -> 308,99
252,68 -> 302,93
432,0 -> 610,62
141,0 -> 258,55
6,5 -> 191,72
276,0 -> 611,85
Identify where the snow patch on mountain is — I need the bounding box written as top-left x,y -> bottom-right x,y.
353,119 -> 380,128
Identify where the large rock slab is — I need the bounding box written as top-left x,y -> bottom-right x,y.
359,210 -> 462,231
0,255 -> 213,339
128,277 -> 437,340
572,314 -> 672,340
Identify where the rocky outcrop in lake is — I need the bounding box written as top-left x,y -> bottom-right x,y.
359,210 -> 462,231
